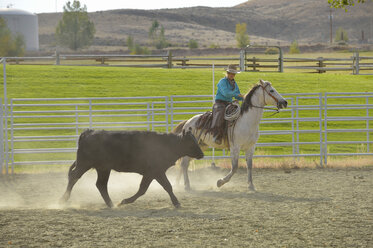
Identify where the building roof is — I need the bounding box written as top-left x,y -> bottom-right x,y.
0,8 -> 36,16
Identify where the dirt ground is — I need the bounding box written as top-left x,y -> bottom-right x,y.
0,166 -> 372,248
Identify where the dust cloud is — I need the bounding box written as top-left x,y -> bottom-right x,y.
0,163 -> 227,210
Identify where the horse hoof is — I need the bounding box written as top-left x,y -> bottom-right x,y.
217,179 -> 224,188
174,202 -> 181,208
248,184 -> 256,192
118,199 -> 131,206
59,194 -> 69,205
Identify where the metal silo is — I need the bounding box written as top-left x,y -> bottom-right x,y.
0,8 -> 39,51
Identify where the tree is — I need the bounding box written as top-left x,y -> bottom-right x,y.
126,35 -> 149,55
0,17 -> 25,56
55,0 -> 95,51
328,0 -> 369,10
148,20 -> 168,49
235,23 -> 250,49
289,40 -> 300,54
126,35 -> 134,50
335,27 -> 349,43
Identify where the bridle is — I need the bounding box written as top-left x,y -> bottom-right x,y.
251,82 -> 280,116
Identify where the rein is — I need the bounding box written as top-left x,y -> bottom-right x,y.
250,83 -> 280,117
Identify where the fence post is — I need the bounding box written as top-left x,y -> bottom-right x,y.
170,96 -> 174,131
278,47 -> 283,72
165,97 -> 169,132
290,98 -> 295,159
167,51 -> 173,69
366,96 -> 370,153
75,105 -> 79,147
55,51 -> 60,65
318,57 -> 325,73
147,102 -> 150,131
0,101 -> 3,174
253,57 -> 257,71
2,58 -> 9,174
10,100 -> 14,174
239,50 -> 245,71
151,102 -> 155,131
89,99 -> 92,129
323,93 -> 328,166
354,52 -> 360,75
296,97 -> 300,156
319,93 -> 324,167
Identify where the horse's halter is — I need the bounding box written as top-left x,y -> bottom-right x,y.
252,82 -> 280,115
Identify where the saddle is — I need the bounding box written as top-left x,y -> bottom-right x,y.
195,111 -> 229,143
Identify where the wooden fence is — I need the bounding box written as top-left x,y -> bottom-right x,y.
2,51 -> 373,75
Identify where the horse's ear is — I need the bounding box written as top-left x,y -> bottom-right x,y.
182,129 -> 186,136
259,79 -> 265,85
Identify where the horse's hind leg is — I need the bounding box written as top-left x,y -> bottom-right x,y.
180,156 -> 192,191
217,147 -> 239,187
60,161 -> 89,204
96,169 -> 113,208
119,174 -> 153,206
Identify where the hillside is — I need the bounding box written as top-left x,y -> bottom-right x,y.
37,0 -> 373,52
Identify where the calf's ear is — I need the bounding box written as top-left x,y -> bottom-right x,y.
187,127 -> 193,135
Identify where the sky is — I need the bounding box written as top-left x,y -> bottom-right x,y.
0,0 -> 247,14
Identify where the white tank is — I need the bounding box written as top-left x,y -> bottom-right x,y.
0,8 -> 39,51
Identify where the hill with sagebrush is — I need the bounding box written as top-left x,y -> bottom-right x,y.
37,0 -> 373,52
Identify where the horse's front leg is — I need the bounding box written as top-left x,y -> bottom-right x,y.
217,146 -> 240,188
180,156 -> 192,191
246,146 -> 256,191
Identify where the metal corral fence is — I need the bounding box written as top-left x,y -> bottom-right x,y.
3,50 -> 373,74
1,93 -> 372,174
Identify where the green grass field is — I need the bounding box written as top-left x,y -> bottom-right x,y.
1,62 -> 373,172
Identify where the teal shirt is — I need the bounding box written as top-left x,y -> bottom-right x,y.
215,77 -> 243,102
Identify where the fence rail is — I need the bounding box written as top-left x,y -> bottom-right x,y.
1,93 -> 372,174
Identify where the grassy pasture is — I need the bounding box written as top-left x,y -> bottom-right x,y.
1,60 -> 373,171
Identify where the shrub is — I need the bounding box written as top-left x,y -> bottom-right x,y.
209,43 -> 220,49
289,40 -> 300,54
188,39 -> 198,49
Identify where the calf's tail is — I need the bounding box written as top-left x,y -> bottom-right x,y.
172,120 -> 187,135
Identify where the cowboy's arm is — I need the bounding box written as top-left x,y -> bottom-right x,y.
234,85 -> 244,100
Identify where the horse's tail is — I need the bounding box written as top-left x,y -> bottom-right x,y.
172,120 -> 187,134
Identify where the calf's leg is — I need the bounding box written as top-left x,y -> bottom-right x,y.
156,172 -> 180,208
96,169 -> 113,208
119,175 -> 153,206
60,161 -> 90,204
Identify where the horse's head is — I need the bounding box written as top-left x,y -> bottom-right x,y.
259,79 -> 288,109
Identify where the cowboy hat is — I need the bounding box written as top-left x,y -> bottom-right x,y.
226,64 -> 241,74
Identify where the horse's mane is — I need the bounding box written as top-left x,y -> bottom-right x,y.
241,84 -> 261,114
